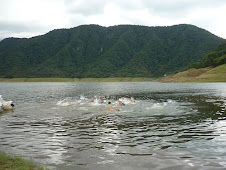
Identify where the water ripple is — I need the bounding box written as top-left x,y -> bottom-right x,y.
0,82 -> 226,169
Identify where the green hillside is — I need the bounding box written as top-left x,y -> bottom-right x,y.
160,41 -> 226,82
191,40 -> 226,68
159,64 -> 226,82
196,64 -> 226,82
0,24 -> 224,78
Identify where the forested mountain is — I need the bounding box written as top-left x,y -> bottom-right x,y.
0,24 -> 224,78
191,41 -> 226,69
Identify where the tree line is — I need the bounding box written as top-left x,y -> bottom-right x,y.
0,24 -> 224,78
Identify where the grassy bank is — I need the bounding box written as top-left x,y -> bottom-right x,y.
159,64 -> 226,82
0,77 -> 154,82
0,152 -> 48,170
191,64 -> 226,82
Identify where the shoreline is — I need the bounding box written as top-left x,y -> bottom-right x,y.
0,77 -> 155,82
0,77 -> 225,83
1,64 -> 226,83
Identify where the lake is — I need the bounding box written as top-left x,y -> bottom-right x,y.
0,82 -> 226,170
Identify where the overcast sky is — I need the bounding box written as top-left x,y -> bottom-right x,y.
1,0 -> 226,40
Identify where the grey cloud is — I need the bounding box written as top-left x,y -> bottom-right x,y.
144,0 -> 226,17
64,0 -> 107,16
0,20 -> 50,40
0,21 -> 39,32
113,0 -> 144,11
0,0 -> 226,40
112,0 -> 226,18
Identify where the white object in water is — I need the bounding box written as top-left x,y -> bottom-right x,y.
56,99 -> 70,106
119,97 -> 135,104
163,99 -> 173,106
0,95 -> 15,111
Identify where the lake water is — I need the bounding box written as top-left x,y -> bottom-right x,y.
0,82 -> 226,170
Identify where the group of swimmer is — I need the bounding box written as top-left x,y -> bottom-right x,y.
57,95 -> 136,112
89,96 -> 135,112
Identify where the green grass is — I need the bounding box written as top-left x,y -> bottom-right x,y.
159,64 -> 226,82
194,64 -> 226,82
0,152 -> 48,170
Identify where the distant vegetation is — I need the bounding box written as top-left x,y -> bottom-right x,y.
0,24 -> 224,78
159,40 -> 226,82
190,41 -> 226,69
0,77 -> 154,82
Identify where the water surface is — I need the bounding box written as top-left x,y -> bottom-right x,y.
0,82 -> 226,170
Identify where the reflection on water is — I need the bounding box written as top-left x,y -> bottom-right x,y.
0,82 -> 226,169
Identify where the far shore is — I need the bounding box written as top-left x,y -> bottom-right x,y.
0,77 -> 155,82
1,64 -> 226,83
0,75 -> 226,83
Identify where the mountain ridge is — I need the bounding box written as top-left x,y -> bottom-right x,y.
0,24 -> 224,78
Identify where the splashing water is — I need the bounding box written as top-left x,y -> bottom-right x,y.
0,82 -> 226,170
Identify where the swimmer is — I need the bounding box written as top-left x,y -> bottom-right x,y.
119,97 -> 124,101
100,96 -> 104,103
119,97 -> 135,104
106,108 -> 120,112
107,101 -> 114,106
119,101 -> 125,106
89,98 -> 95,102
129,98 -> 135,104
